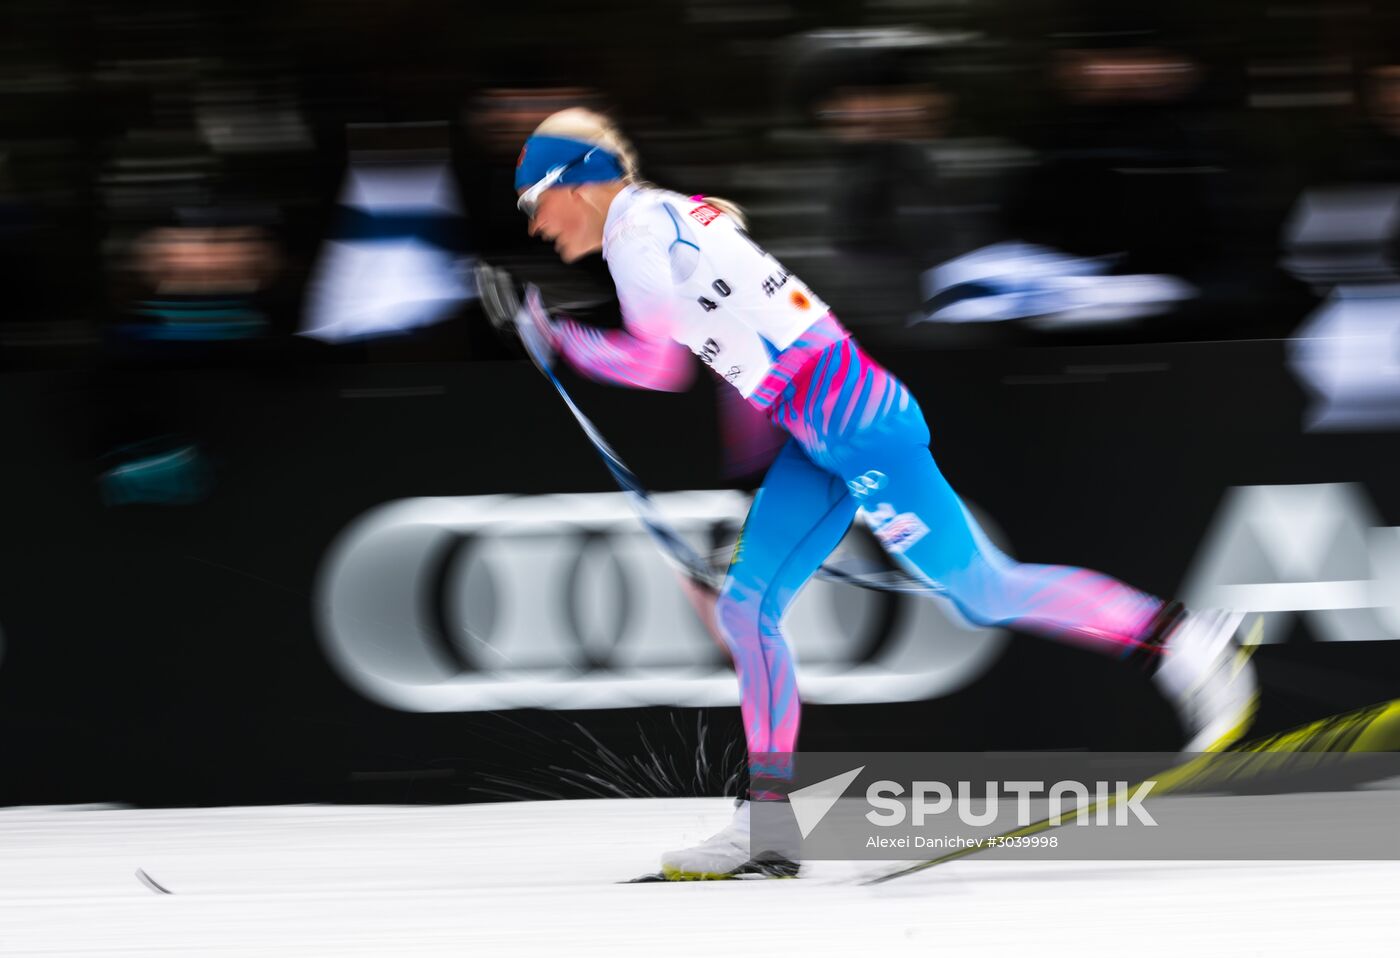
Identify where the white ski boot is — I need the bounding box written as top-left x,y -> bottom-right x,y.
659,800 -> 801,880
1152,608 -> 1262,752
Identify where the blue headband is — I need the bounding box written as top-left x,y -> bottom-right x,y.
514,134 -> 625,191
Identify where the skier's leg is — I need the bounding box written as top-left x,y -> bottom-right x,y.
714,437 -> 857,796
792,339 -> 1169,655
659,438 -> 855,878
854,446 -> 1168,654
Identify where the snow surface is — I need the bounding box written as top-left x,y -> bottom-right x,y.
2,798 -> 1397,957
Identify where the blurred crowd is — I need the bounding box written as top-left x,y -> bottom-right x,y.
1,0 -> 1399,373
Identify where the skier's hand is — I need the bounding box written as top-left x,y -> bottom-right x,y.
475,263 -> 560,369
475,262 -> 523,341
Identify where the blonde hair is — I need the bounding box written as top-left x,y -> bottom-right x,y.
532,107 -> 747,228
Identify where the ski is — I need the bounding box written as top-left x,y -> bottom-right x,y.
622,859 -> 801,883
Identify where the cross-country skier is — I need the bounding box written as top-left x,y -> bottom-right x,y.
508,108 -> 1258,880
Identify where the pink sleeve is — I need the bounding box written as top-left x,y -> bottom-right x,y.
552,317 -> 696,392
549,206 -> 696,392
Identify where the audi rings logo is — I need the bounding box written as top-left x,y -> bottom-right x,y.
314,492 -> 1011,712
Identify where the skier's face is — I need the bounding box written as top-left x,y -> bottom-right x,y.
525,187 -> 600,263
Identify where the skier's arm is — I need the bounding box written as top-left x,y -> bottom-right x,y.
548,315 -> 695,392
546,212 -> 695,392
